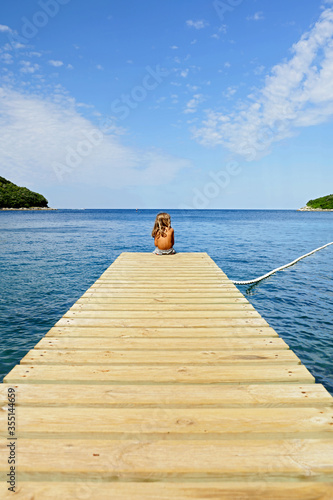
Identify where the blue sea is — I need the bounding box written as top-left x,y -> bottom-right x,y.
0,209 -> 332,393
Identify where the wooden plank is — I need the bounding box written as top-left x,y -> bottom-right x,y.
0,438 -> 332,479
110,268 -> 224,272
71,303 -> 256,311
118,258 -> 212,262
88,288 -> 240,294
100,272 -> 228,278
92,276 -> 234,283
118,251 -> 207,254
119,256 -> 211,259
77,297 -> 249,304
83,291 -> 246,298
101,274 -> 229,278
4,364 -> 315,384
96,277 -> 231,282
118,263 -> 221,268
112,264 -> 219,267
118,256 -> 210,259
84,288 -> 242,294
99,270 -> 228,275
117,264 -> 219,268
115,255 -> 210,258
105,278 -> 233,282
1,481 -> 333,500
1,383 -> 331,408
20,349 -> 301,366
90,284 -> 238,289
54,318 -> 270,328
111,265 -> 221,269
45,326 -> 278,338
2,406 -> 333,439
116,262 -> 216,266
104,260 -> 220,265
63,310 -> 263,319
97,272 -> 229,277
34,336 -> 290,350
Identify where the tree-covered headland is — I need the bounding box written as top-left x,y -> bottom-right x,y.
0,176 -> 49,209
306,194 -> 333,210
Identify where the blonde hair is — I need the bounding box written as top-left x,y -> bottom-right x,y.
151,212 -> 171,238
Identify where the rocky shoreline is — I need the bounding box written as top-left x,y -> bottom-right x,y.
298,206 -> 333,212
0,207 -> 56,211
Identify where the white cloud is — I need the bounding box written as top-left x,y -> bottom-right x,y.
193,5 -> 333,160
180,69 -> 189,78
184,94 -> 205,114
67,64 -> 74,70
13,42 -> 25,50
2,41 -> 25,50
211,25 -> 227,39
247,11 -> 265,21
187,84 -> 199,91
19,61 -> 40,74
186,20 -> 209,30
96,64 -> 103,70
49,60 -> 64,67
254,65 -> 265,75
0,24 -> 12,33
223,86 -> 237,98
1,53 -> 13,64
0,87 -> 191,189
170,45 -> 178,50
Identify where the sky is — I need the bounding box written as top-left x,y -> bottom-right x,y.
1,0 -> 333,209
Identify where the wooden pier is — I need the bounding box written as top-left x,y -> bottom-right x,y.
1,252 -> 333,499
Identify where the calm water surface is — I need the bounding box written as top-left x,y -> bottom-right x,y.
0,209 -> 332,393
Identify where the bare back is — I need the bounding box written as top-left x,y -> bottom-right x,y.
154,227 -> 174,250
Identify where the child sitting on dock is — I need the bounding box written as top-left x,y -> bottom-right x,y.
151,212 -> 176,255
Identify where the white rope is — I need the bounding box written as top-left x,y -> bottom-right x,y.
231,242 -> 333,286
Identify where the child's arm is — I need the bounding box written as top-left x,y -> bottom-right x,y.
171,227 -> 174,247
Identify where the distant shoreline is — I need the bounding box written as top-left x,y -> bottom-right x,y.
298,206 -> 333,212
0,207 -> 56,211
0,207 -> 332,211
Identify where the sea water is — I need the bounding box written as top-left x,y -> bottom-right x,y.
0,209 -> 332,393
